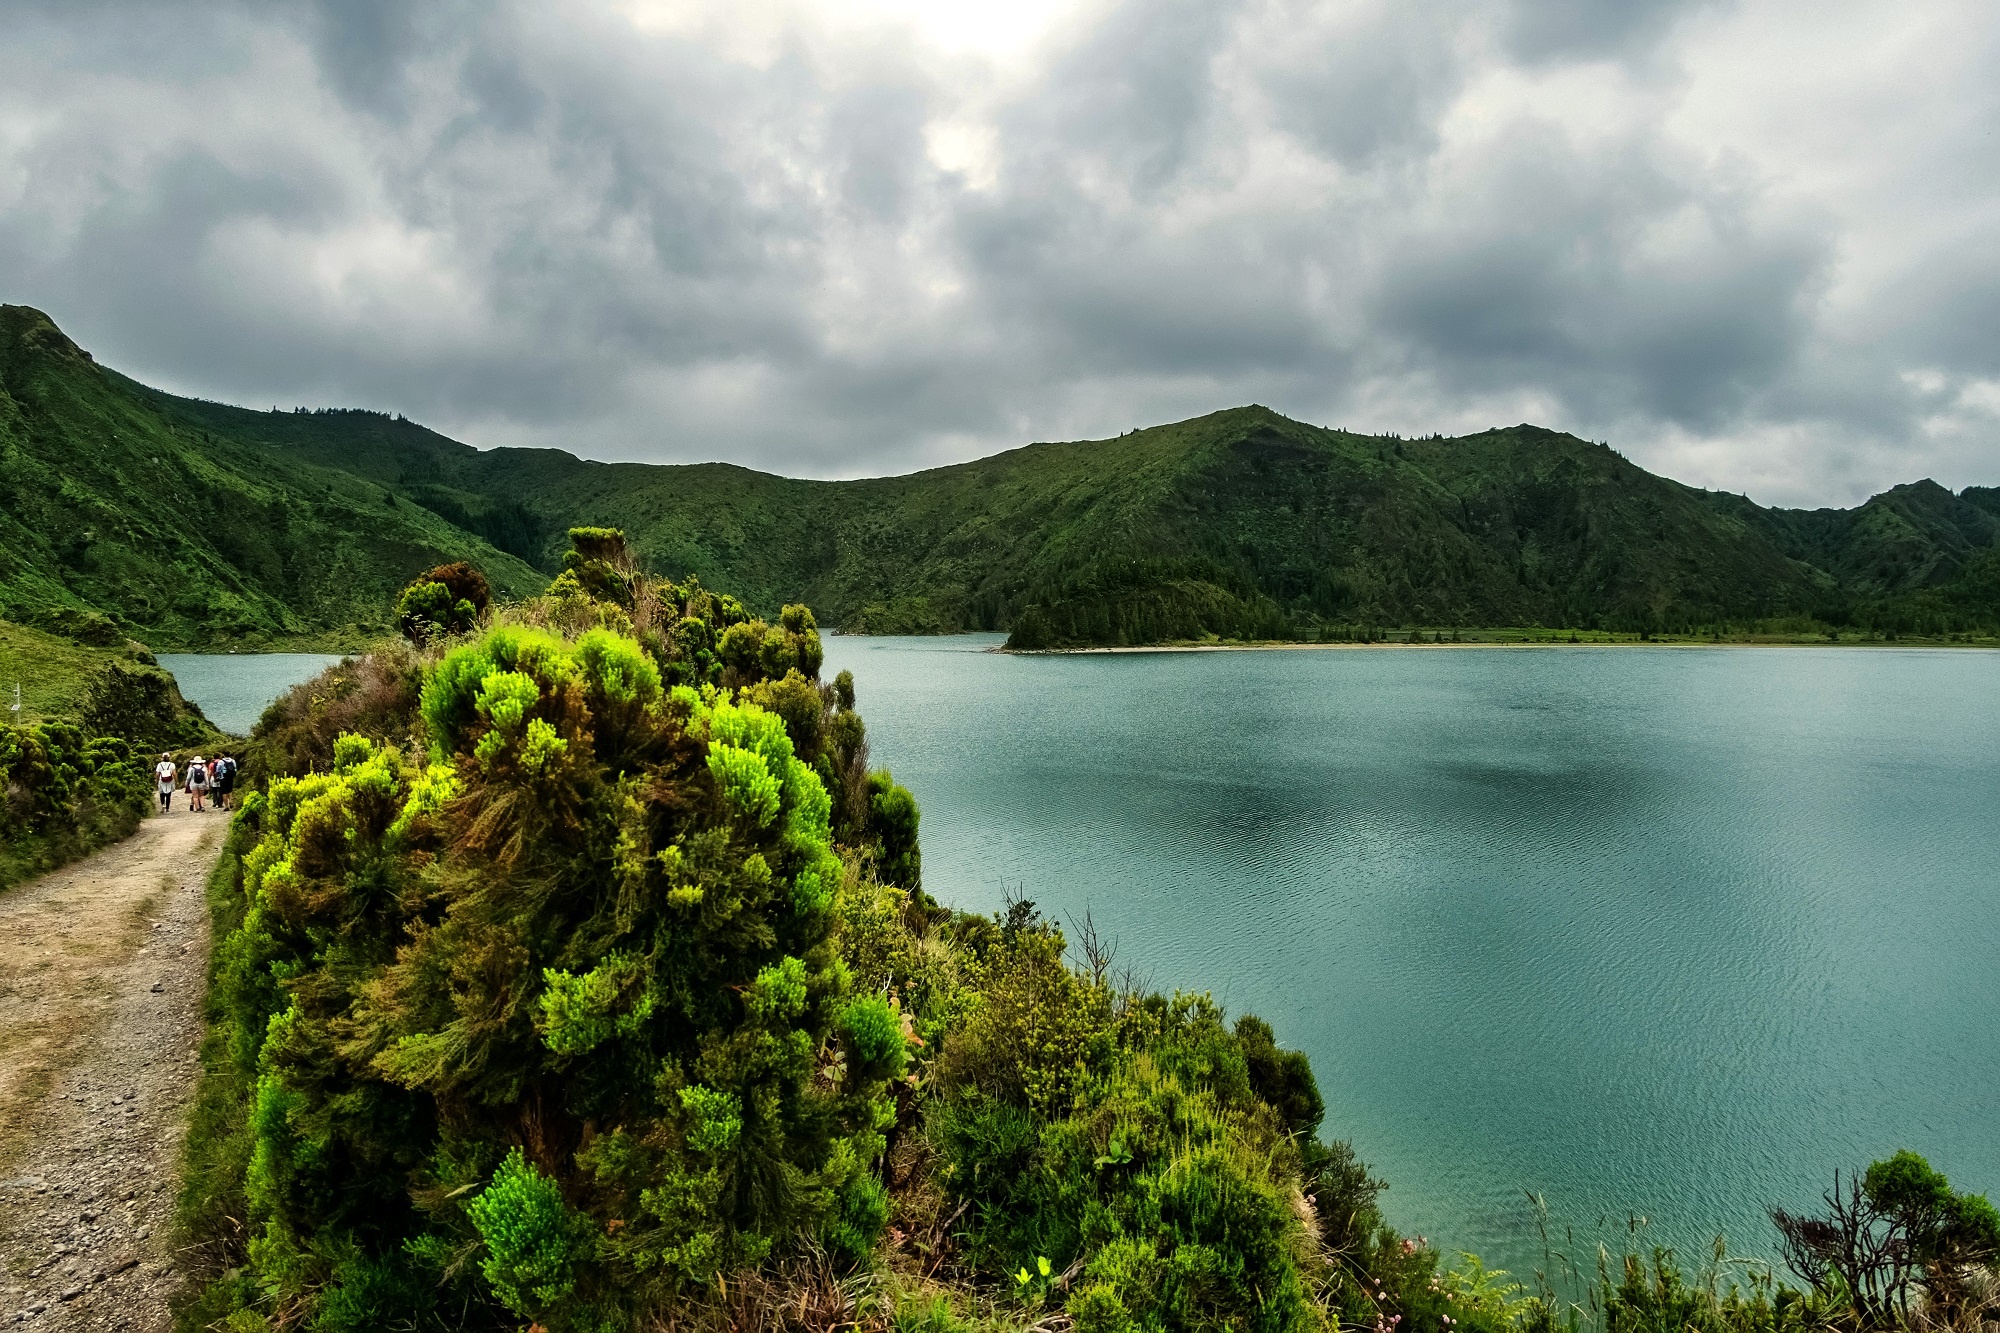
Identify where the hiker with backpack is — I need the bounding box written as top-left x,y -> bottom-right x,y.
185,753 -> 209,812
214,753 -> 237,811
154,752 -> 176,814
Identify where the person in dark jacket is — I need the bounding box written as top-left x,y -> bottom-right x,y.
214,753 -> 237,811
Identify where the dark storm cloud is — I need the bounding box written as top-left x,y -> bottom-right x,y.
1364,122 -> 1826,427
1253,1 -> 1465,165
0,0 -> 1994,502
305,0 -> 424,115
1500,0 -> 1719,62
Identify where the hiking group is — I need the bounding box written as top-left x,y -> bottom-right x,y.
154,751 -> 237,814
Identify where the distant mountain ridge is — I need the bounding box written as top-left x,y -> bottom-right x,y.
3,304 -> 1995,647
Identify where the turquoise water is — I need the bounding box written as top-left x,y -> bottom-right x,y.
820,635 -> 2000,1274
158,653 -> 342,735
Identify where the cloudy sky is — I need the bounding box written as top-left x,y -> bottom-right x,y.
3,0 -> 1996,506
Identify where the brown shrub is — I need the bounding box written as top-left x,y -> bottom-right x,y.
241,646 -> 424,782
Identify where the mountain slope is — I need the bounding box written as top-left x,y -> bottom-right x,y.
0,306 -> 545,648
1732,479 -> 2000,596
384,406 -> 2000,642
201,402 -> 1847,633
4,305 -> 1995,647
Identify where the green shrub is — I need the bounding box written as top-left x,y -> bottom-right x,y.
823,1169 -> 892,1266
397,562 -> 490,642
843,996 -> 910,1082
0,717 -> 148,889
184,531 -> 909,1328
1236,1014 -> 1324,1138
866,770 -> 922,890
467,1148 -> 594,1322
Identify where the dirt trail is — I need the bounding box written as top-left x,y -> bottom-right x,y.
0,809 -> 228,1329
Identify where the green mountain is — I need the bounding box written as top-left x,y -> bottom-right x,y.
4,304 -> 1995,648
236,395 -> 1999,645
0,306 -> 545,649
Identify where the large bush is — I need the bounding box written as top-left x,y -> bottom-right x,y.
899,903 -> 1324,1333
396,561 -> 492,642
0,717 -> 149,888
191,531 -> 924,1330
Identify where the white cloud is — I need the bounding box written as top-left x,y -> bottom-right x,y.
0,0 -> 1994,506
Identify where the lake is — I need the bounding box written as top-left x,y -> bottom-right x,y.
820,636 -> 2000,1277
161,637 -> 2000,1278
158,653 -> 342,735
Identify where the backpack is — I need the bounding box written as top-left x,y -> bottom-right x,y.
219,757 -> 236,782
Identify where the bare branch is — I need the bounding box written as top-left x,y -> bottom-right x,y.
1065,908 -> 1115,986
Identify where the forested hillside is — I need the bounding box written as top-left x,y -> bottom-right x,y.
178,398 -> 2000,645
5,304 -> 1997,648
0,306 -> 545,649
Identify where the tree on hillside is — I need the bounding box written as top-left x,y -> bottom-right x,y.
396,561 -> 492,642
1773,1151 -> 2000,1328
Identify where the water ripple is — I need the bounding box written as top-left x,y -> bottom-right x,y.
828,638 -> 2000,1273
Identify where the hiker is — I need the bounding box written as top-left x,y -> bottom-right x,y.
154,752 -> 176,814
214,753 -> 237,811
186,753 -> 208,812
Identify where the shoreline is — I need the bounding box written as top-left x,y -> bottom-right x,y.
1000,636 -> 2000,655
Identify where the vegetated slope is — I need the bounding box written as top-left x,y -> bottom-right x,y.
0,618 -> 152,722
0,613 -> 219,888
225,404 -> 1842,637
0,306 -> 546,649
11,305 -> 1998,647
235,398 -> 2000,644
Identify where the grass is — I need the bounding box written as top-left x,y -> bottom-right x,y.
0,618 -> 132,719
170,825 -> 256,1329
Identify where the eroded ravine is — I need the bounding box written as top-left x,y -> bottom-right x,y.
0,810 -> 227,1329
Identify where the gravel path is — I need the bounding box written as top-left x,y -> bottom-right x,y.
0,809 -> 228,1329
